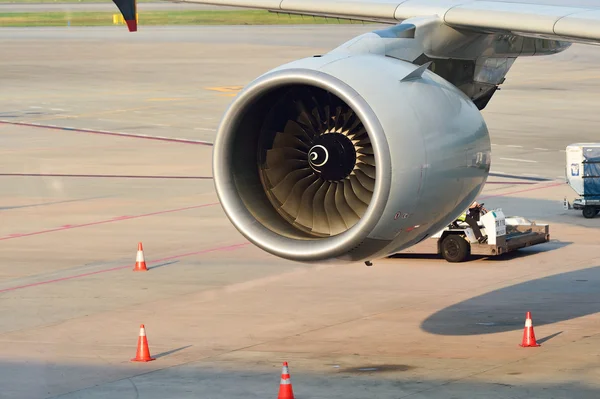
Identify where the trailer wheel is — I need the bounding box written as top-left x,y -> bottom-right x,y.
441,235 -> 470,263
582,207 -> 598,219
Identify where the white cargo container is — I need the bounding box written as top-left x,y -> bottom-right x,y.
565,143 -> 600,219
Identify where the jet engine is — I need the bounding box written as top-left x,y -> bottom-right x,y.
213,52 -> 491,263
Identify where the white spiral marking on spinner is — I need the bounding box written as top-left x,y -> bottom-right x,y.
309,145 -> 328,167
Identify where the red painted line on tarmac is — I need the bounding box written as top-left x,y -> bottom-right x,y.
0,173 -> 213,180
480,181 -> 564,200
0,202 -> 220,241
486,181 -> 535,185
0,242 -> 249,294
0,120 -> 214,146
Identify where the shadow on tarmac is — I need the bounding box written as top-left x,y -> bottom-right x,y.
421,265 -> 600,336
388,239 -> 572,262
3,359 -> 600,399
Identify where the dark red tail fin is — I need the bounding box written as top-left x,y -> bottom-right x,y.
112,0 -> 138,31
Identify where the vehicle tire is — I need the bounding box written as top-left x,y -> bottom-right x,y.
582,207 -> 597,219
441,234 -> 470,263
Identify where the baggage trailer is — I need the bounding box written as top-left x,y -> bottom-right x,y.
564,143 -> 600,219
392,208 -> 550,263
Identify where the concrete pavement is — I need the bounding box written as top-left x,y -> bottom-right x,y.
0,26 -> 599,398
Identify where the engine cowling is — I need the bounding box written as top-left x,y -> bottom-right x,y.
213,52 -> 491,263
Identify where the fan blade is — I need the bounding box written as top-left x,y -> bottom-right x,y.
308,93 -> 325,133
355,136 -> 371,146
294,177 -> 323,230
312,181 -> 331,235
265,148 -> 309,186
275,126 -> 310,150
293,98 -> 319,133
334,106 -> 343,132
263,160 -> 308,188
350,175 -> 373,204
358,154 -> 376,166
358,145 -> 374,155
311,108 -> 324,133
281,173 -> 319,219
349,126 -> 368,139
357,163 -> 376,179
340,108 -> 354,131
267,147 -> 306,161
324,183 -> 347,235
285,119 -> 314,144
271,169 -> 313,205
335,182 -> 359,228
344,180 -> 369,214
324,104 -> 331,132
347,116 -> 363,134
354,169 -> 375,192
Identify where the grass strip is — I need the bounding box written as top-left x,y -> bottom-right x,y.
0,0 -> 156,3
0,10 -> 362,26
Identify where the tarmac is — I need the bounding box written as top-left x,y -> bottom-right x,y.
1,25 -> 599,398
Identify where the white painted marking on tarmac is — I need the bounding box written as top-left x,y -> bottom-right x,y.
29,106 -> 42,109
507,145 -> 523,148
534,148 -> 549,151
51,108 -> 65,111
149,123 -> 168,127
194,127 -> 216,131
499,157 -> 538,163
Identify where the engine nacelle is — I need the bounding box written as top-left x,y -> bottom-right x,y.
213,53 -> 491,263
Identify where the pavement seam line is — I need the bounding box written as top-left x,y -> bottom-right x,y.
0,202 -> 220,241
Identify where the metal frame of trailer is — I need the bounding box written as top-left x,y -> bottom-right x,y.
391,216 -> 550,263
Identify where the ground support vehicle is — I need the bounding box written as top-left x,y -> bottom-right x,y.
392,209 -> 550,263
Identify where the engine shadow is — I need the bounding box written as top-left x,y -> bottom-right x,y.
5,358 -> 600,399
421,265 -> 600,336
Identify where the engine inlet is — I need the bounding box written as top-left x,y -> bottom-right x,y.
257,86 -> 376,237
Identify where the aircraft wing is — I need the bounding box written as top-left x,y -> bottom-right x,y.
172,0 -> 600,45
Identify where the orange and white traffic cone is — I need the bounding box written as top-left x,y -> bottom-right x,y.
133,242 -> 148,272
520,311 -> 540,347
277,361 -> 295,399
131,324 -> 155,362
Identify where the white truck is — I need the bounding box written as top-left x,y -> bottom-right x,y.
564,143 -> 600,219
392,207 -> 550,263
